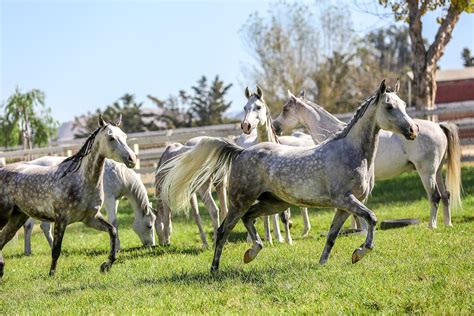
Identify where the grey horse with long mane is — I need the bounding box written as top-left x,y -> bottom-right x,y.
23,156 -> 156,255
158,80 -> 419,272
0,115 -> 136,277
273,83 -> 462,229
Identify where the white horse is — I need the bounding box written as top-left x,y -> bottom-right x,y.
273,85 -> 462,229
23,156 -> 156,255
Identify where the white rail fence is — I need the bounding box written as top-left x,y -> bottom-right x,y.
1,104 -> 474,188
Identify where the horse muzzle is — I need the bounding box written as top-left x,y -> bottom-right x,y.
241,121 -> 252,135
125,154 -> 137,168
404,123 -> 419,140
273,121 -> 283,136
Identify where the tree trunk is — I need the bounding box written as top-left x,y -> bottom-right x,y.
414,68 -> 437,121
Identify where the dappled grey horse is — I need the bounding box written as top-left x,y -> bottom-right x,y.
158,80 -> 419,272
241,86 -> 314,243
23,156 -> 156,255
273,84 -> 462,229
0,115 -> 136,277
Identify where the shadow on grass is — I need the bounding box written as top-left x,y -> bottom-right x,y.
135,262 -> 315,286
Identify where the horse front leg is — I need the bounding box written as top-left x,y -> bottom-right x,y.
83,213 -> 117,273
49,220 -> 67,276
319,209 -> 350,264
326,194 -> 378,264
0,208 -> 29,278
263,216 -> 272,244
280,209 -> 292,245
104,197 -> 120,250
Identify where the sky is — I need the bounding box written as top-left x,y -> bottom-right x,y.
1,0 -> 473,123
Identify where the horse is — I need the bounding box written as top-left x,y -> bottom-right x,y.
273,84 -> 462,229
240,86 -> 314,243
154,141 -> 226,249
158,80 -> 419,272
0,115 -> 136,277
22,156 -> 156,255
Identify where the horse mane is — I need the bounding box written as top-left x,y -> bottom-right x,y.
264,104 -> 280,144
60,117 -> 121,178
299,98 -> 345,126
332,94 -> 377,140
60,127 -> 103,177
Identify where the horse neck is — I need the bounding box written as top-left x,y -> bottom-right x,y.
298,102 -> 345,142
345,104 -> 380,166
256,111 -> 279,144
79,142 -> 106,188
124,169 -> 149,215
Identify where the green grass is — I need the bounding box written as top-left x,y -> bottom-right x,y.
1,168 -> 473,314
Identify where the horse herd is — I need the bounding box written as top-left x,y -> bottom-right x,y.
0,79 -> 462,277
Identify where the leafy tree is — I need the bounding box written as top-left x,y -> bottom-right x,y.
240,1 -> 320,113
74,94 -> 148,138
147,92 -> 193,129
379,0 -> 473,112
0,88 -> 58,148
462,47 -> 474,67
189,76 -> 232,126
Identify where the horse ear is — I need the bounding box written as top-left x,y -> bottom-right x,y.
114,114 -> 122,126
245,87 -> 251,99
98,114 -> 107,127
256,85 -> 263,99
287,89 -> 296,100
378,79 -> 387,95
394,78 -> 400,93
299,90 -> 305,99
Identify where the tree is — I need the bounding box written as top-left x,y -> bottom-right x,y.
462,47 -> 474,67
379,0 -> 473,112
147,92 -> 193,129
189,76 -> 233,126
73,94 -> 148,138
1,88 -> 58,148
240,1 -> 320,113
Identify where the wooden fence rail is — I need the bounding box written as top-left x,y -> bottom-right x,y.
1,105 -> 474,187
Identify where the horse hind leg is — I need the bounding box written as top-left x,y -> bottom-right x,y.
263,216 -> 273,245
280,208 -> 293,245
190,193 -> 209,249
0,208 -> 29,278
418,170 -> 440,229
436,168 -> 452,227
272,214 -> 285,243
40,221 -> 53,248
24,218 -> 35,256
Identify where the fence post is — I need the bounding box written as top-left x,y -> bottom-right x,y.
0,157 -> 5,167
133,143 -> 140,170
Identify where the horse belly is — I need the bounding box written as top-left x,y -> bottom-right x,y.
375,135 -> 412,180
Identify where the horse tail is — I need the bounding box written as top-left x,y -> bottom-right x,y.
157,137 -> 243,212
439,122 -> 463,210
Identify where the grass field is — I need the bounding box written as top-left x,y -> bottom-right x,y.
1,168 -> 473,314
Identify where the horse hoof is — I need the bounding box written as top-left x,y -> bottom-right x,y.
351,247 -> 370,263
243,249 -> 255,264
100,262 -> 112,273
49,270 -> 55,277
202,243 -> 209,250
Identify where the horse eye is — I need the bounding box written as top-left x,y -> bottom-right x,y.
255,105 -> 262,110
283,107 -> 289,113
108,136 -> 115,142
385,104 -> 393,110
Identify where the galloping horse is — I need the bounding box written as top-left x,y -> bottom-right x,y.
23,156 -> 156,255
158,80 -> 419,272
273,84 -> 462,229
0,115 -> 136,277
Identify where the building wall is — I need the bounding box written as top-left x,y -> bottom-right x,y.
436,79 -> 474,104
